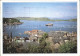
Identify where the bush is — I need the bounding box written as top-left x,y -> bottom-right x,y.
58,41 -> 77,53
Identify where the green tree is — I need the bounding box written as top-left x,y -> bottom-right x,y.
40,41 -> 47,48
58,41 -> 77,53
39,33 -> 48,43
42,33 -> 48,39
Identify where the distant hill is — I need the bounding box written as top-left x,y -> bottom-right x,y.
15,17 -> 54,21
68,19 -> 77,21
5,17 -> 77,22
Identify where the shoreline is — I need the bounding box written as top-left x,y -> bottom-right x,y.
3,22 -> 23,26
3,30 -> 77,38
3,30 -> 77,39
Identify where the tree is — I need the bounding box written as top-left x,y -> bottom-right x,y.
58,41 -> 77,53
42,33 -> 48,39
39,37 -> 44,43
40,41 -> 47,48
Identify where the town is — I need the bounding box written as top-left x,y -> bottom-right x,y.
3,29 -> 77,53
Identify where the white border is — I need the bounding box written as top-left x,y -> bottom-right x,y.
78,0 -> 79,55
0,1 -> 1,56
1,0 -> 79,56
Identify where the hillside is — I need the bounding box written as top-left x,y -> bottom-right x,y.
3,18 -> 21,23
7,17 -> 77,22
68,19 -> 77,21
3,18 -> 23,25
15,17 -> 54,21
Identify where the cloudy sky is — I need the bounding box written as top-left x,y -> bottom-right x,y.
3,2 -> 77,19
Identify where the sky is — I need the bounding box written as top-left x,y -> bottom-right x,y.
3,2 -> 77,19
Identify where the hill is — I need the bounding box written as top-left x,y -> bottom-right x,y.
5,17 -> 77,22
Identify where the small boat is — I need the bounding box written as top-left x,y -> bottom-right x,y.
46,23 -> 53,26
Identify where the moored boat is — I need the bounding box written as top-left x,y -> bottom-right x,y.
46,23 -> 53,26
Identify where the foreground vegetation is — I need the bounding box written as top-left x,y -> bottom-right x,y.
58,41 -> 77,53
